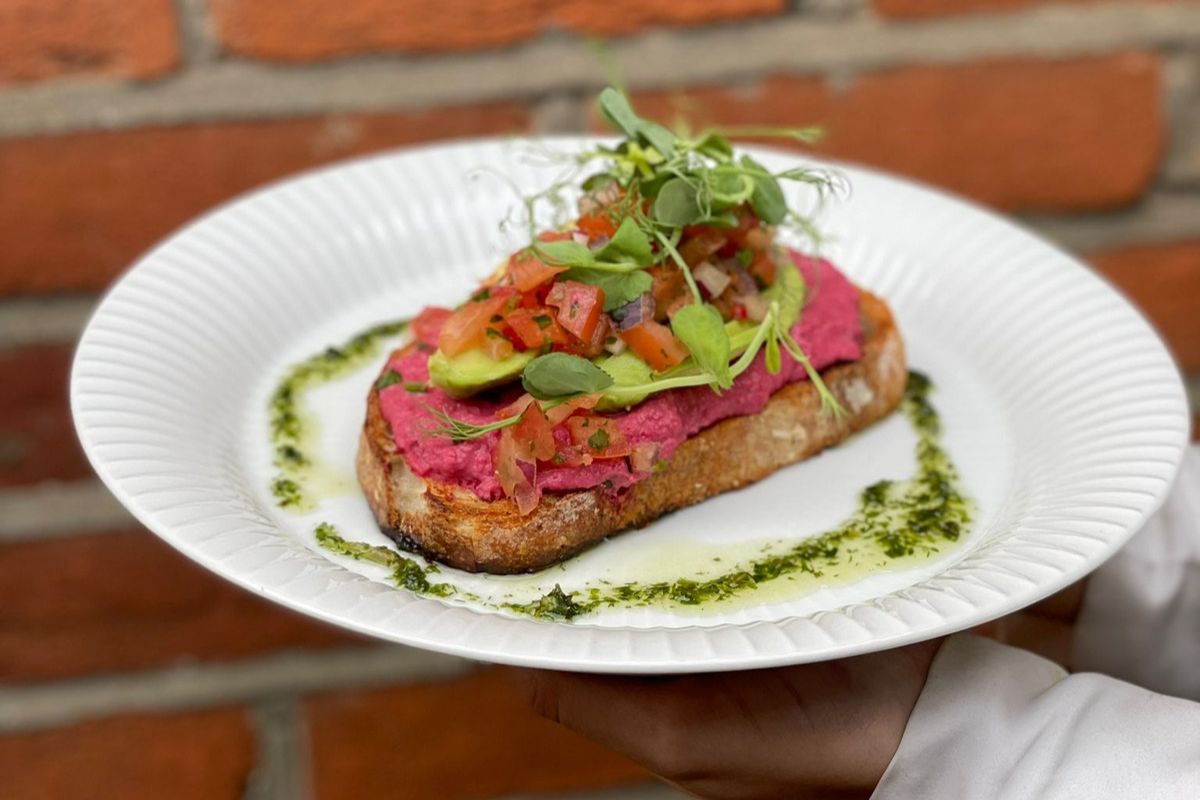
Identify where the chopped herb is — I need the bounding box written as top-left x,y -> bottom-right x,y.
315,522 -> 455,598
376,370 -> 403,390
404,382 -> 427,393
275,444 -> 306,467
271,476 -> 302,507
587,428 -> 610,450
505,584 -> 592,621
533,314 -> 552,329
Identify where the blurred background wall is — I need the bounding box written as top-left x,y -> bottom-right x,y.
0,1 -> 1197,798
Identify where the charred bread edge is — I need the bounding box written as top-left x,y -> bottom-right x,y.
356,290 -> 906,574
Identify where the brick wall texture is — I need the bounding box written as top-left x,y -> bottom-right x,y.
2,1 -> 1198,798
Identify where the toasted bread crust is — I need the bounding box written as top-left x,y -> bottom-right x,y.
357,291 -> 906,574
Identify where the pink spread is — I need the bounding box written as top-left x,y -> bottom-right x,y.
378,253 -> 863,502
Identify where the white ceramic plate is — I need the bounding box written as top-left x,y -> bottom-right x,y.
71,137 -> 1189,672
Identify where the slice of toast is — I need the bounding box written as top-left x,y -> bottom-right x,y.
356,290 -> 906,574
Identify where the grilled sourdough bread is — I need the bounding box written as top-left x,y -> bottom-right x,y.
357,290 -> 905,574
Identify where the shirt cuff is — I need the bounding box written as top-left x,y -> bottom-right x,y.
874,633 -> 1200,800
1072,445 -> 1200,699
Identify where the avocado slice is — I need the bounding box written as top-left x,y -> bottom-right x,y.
428,347 -> 535,398
594,350 -> 655,411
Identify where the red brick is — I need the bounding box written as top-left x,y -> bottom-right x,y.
212,0 -> 784,60
874,0 -> 1181,20
0,708 -> 254,800
1090,241 -> 1200,371
0,530 -> 364,681
0,0 -> 178,84
618,53 -> 1162,212
0,104 -> 531,295
307,669 -> 648,799
0,345 -> 92,486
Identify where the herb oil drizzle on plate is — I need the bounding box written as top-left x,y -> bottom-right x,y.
268,319 -> 409,511
298,352 -> 971,620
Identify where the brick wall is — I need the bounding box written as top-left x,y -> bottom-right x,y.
2,2 -> 1198,798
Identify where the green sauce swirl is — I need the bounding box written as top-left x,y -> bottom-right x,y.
311,370 -> 972,621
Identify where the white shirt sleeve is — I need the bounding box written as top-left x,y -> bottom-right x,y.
872,634 -> 1200,799
1072,445 -> 1200,699
874,445 -> 1200,799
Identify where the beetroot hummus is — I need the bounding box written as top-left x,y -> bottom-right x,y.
378,253 -> 863,502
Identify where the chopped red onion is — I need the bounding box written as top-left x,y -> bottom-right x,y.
613,293 -> 655,331
694,261 -> 731,298
740,294 -> 770,322
728,265 -> 758,295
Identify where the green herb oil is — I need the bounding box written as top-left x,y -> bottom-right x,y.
269,319 -> 409,511
314,370 -> 972,621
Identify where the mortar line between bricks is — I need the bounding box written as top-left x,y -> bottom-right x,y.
0,295 -> 97,348
243,697 -> 315,800
1022,192 -> 1200,253
0,481 -> 135,542
171,0 -> 221,66
3,3 -> 1200,138
0,646 -> 476,733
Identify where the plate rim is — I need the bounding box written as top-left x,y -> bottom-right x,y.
70,135 -> 1191,672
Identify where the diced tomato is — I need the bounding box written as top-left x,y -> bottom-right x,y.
679,229 -> 726,266
546,281 -> 605,343
552,445 -> 593,468
748,252 -> 776,287
566,416 -> 630,459
629,442 -> 660,473
726,213 -> 761,247
731,302 -> 748,321
496,428 -> 538,515
619,319 -> 689,371
507,251 -> 567,293
709,291 -> 738,321
513,402 -> 556,463
664,293 -> 689,321
648,265 -> 686,322
537,230 -> 574,243
496,393 -> 536,420
542,315 -> 571,349
504,308 -> 548,351
584,315 -> 613,357
411,307 -> 452,345
544,394 -> 600,425
483,331 -> 514,360
561,314 -> 612,358
438,292 -> 511,356
576,213 -> 617,242
503,327 -> 528,353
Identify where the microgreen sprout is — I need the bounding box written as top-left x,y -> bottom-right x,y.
429,86 -> 849,441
